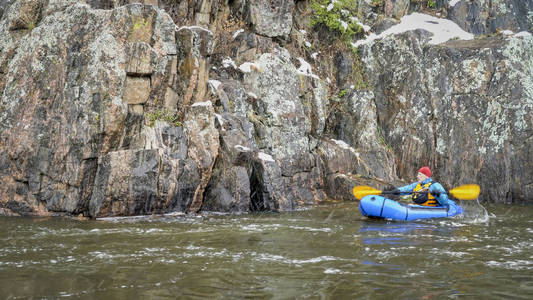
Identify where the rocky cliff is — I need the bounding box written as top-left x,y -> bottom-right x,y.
0,0 -> 531,217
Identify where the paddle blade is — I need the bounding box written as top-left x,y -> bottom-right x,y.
352,186 -> 382,200
449,184 -> 480,200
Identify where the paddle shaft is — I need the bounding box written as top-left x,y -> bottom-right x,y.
382,191 -> 435,195
353,184 -> 479,200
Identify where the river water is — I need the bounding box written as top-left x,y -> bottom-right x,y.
1,201 -> 532,299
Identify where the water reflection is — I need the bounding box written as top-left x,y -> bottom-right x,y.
358,220 -> 456,246
360,221 -> 437,233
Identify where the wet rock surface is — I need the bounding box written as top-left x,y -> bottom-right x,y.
0,0 -> 532,217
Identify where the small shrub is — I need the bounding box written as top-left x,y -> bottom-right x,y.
410,0 -> 436,8
338,89 -> 347,98
146,109 -> 182,127
310,0 -> 364,42
370,0 -> 383,7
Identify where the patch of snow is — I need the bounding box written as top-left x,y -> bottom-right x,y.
191,101 -> 212,107
247,92 -> 257,99
222,57 -> 237,69
311,52 -> 319,60
232,29 -> 244,40
502,30 -> 514,36
340,20 -> 348,31
177,26 -> 213,35
296,57 -> 319,79
331,139 -> 350,149
239,62 -> 259,73
300,30 -> 307,35
324,268 -> 350,274
208,80 -> 221,91
305,41 -> 312,48
258,152 -> 275,162
351,17 -> 371,32
331,139 -> 359,157
352,13 -> 474,47
514,31 -> 532,38
235,145 -> 251,152
449,0 -> 461,7
214,113 -> 224,127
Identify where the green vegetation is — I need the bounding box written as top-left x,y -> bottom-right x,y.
410,0 -> 437,8
19,13 -> 36,30
132,17 -> 149,31
377,126 -> 391,150
310,0 -> 364,42
338,89 -> 347,98
351,49 -> 368,90
146,109 -> 182,127
370,0 -> 383,7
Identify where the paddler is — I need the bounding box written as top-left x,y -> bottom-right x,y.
387,166 -> 449,206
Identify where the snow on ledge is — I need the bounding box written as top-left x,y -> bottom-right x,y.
296,57 -> 320,79
214,113 -> 224,127
352,17 -> 371,32
191,101 -> 212,107
352,13 -> 474,47
449,0 -> 461,7
258,152 -> 275,162
239,62 -> 261,73
176,25 -> 213,36
235,145 -> 251,152
514,31 -> 532,38
232,29 -> 244,40
208,80 -> 221,91
331,139 -> 359,157
222,57 -> 237,69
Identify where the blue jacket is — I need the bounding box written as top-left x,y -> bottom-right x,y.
397,178 -> 449,206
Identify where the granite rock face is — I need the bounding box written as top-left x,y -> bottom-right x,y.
448,0 -> 533,35
358,31 -> 533,203
0,2 -> 218,217
249,0 -> 294,39
0,0 -> 532,217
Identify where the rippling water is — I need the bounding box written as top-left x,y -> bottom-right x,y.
1,201 -> 533,299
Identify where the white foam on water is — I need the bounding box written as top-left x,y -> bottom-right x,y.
486,260 -> 533,270
324,268 -> 351,274
444,199 -> 490,225
253,252 -> 354,265
287,225 -> 333,233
